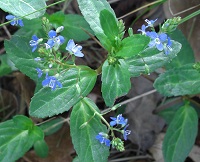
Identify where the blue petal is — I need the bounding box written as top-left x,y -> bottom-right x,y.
66,39 -> 75,52
110,117 -> 117,121
96,134 -> 103,141
147,31 -> 157,39
56,80 -> 62,88
167,37 -> 172,46
32,45 -> 37,52
74,51 -> 84,57
159,33 -> 167,42
58,36 -> 65,44
32,35 -> 39,41
46,39 -> 55,48
148,40 -> 156,47
48,30 -> 57,38
110,121 -> 117,127
156,43 -> 164,51
18,19 -> 24,27
10,21 -> 16,26
6,15 -> 15,20
42,78 -> 50,86
105,139 -> 111,147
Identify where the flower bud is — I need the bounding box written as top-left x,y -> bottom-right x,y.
161,17 -> 181,33
56,26 -> 64,33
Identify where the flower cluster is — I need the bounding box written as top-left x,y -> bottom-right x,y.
138,19 -> 172,55
95,114 -> 131,151
28,22 -> 85,90
6,14 -> 24,27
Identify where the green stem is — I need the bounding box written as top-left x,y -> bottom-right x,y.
179,9 -> 200,25
0,0 -> 66,27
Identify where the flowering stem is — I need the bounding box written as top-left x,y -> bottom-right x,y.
179,9 -> 200,25
0,0 -> 66,27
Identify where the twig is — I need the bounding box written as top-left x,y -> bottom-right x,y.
119,89 -> 157,106
118,0 -> 164,19
168,1 -> 200,16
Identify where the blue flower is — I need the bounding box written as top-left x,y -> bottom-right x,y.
6,15 -> 23,27
164,37 -> 172,55
145,18 -> 157,27
45,30 -> 65,49
122,125 -> 131,140
66,39 -> 84,57
137,24 -> 148,35
42,73 -> 62,90
30,35 -> 40,52
36,68 -> 43,78
96,133 -> 111,147
147,31 -> 167,51
110,114 -> 128,127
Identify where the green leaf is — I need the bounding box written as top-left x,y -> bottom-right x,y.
70,97 -> 109,162
73,156 -> 80,162
116,35 -> 150,58
0,0 -> 46,19
48,12 -> 94,42
0,54 -> 12,76
100,9 -> 118,43
0,115 -> 44,162
14,18 -> 44,38
125,40 -> 182,77
13,115 -> 33,130
77,0 -> 117,50
157,99 -> 184,125
29,66 -> 97,118
34,139 -> 49,158
154,64 -> 200,96
102,59 -> 131,107
39,117 -> 64,136
165,29 -> 195,69
4,35 -> 45,81
163,105 -> 198,162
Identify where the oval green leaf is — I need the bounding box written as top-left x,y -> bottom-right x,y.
4,36 -> 45,81
125,40 -> 182,77
29,66 -> 97,118
100,9 -> 119,43
154,64 -> 200,96
34,139 -> 49,158
77,0 -> 117,50
0,116 -> 44,162
70,97 -> 109,162
0,0 -> 46,19
102,59 -> 131,107
116,35 -> 150,58
163,105 -> 198,162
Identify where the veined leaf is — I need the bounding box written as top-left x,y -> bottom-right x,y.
29,66 -> 97,118
163,105 -> 198,162
165,29 -> 195,69
116,35 -> 150,58
0,115 -> 44,162
48,12 -> 94,42
4,35 -> 45,81
100,9 -> 119,43
0,54 -> 12,76
0,0 -> 46,19
154,64 -> 200,96
34,139 -> 49,158
70,97 -> 109,162
77,0 -> 117,50
102,59 -> 131,107
125,40 -> 182,77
